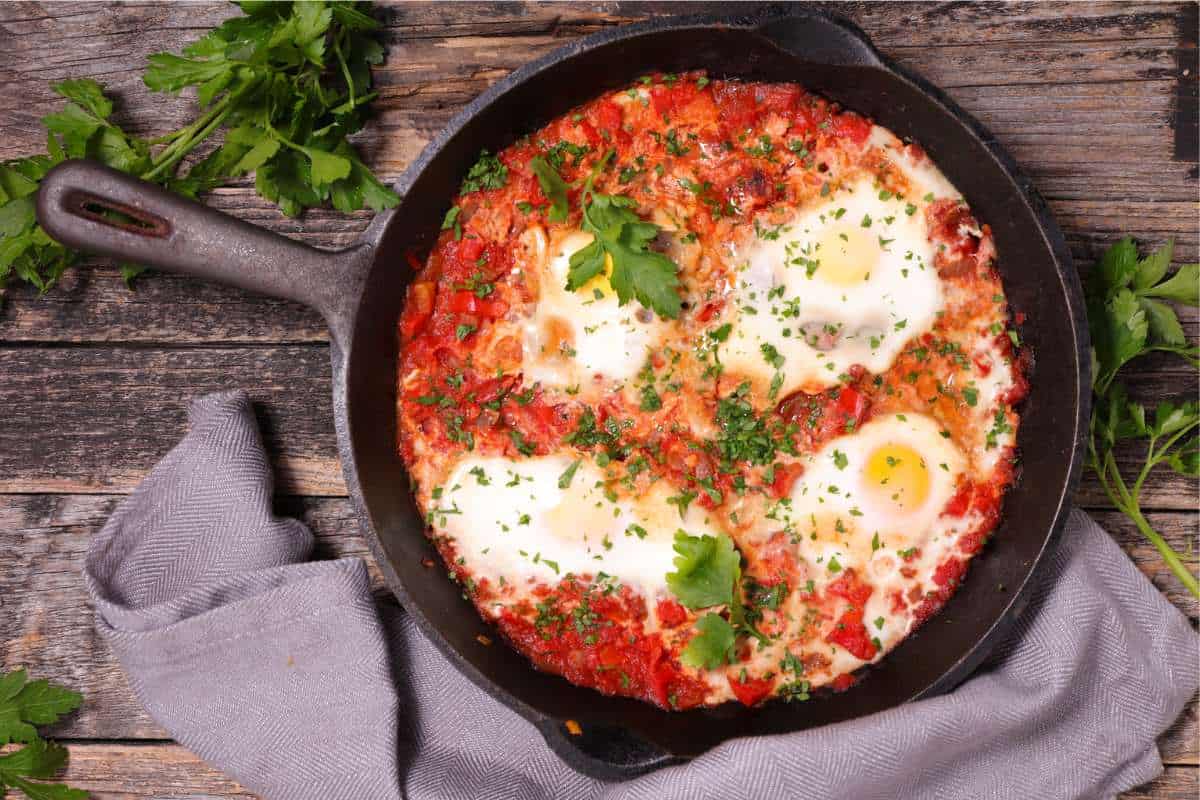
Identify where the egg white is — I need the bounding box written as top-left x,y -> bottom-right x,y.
721,178 -> 943,396
431,453 -> 726,600
522,229 -> 667,394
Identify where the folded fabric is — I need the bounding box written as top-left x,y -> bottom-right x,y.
84,391 -> 1199,800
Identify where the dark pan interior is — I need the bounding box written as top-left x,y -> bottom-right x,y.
336,14 -> 1086,761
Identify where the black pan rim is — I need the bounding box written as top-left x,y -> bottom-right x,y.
339,5 -> 1090,775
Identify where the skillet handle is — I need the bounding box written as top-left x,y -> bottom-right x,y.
36,159 -> 371,348
535,718 -> 680,781
750,9 -> 886,69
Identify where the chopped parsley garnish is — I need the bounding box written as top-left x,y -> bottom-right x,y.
508,428 -> 535,456
557,459 -> 581,489
640,384 -> 663,411
985,408 -> 1013,449
709,323 -> 733,342
528,155 -> 569,222
441,205 -> 462,239
713,381 -> 791,467
666,489 -> 697,519
664,128 -> 690,156
459,149 -> 508,194
760,343 -> 785,369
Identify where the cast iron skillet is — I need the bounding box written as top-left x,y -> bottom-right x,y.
36,7 -> 1088,781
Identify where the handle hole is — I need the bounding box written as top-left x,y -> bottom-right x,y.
65,191 -> 171,238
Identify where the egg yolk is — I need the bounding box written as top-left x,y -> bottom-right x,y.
556,231 -> 613,296
814,224 -> 878,286
864,443 -> 930,511
578,251 -> 616,295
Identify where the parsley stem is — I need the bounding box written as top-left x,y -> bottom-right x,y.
332,32 -> 356,110
144,92 -> 237,181
1090,430 -> 1199,599
1129,502 -> 1199,598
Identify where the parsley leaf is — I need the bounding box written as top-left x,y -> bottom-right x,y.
528,155 -> 569,222
666,531 -> 741,609
567,192 -> 682,319
0,670 -> 87,799
1086,238 -> 1199,598
0,670 -> 82,747
680,613 -> 736,669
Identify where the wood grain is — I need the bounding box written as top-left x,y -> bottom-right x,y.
0,2 -> 1195,797
58,743 -> 254,799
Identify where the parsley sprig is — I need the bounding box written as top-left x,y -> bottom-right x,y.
0,1 -> 397,297
1086,238 -> 1198,597
0,669 -> 87,799
562,152 -> 682,319
666,531 -> 742,668
664,531 -> 774,669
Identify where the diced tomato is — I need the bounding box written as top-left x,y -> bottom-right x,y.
830,673 -> 857,692
826,569 -> 873,608
827,609 -> 878,661
728,673 -> 776,707
576,120 -> 602,148
831,111 -> 872,146
942,480 -> 973,518
656,598 -> 687,628
712,82 -> 761,134
695,300 -> 724,323
769,461 -> 804,499
927,199 -> 983,276
650,81 -> 699,117
447,290 -> 508,320
593,99 -> 623,133
757,84 -> 804,116
834,385 -> 870,427
456,237 -> 485,263
399,281 -> 436,338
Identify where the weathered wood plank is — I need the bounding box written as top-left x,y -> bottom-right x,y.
2,492 -> 1194,750
1122,766 -> 1200,800
0,345 -> 342,497
58,742 -> 254,799
0,344 -> 1194,508
45,741 -> 1200,800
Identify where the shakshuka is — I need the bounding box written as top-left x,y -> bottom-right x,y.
397,73 -> 1027,709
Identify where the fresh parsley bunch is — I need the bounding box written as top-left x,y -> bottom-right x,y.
0,0 -> 397,298
0,669 -> 87,799
1086,237 -> 1198,597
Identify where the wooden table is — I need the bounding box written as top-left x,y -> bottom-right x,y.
1,2 -> 1196,797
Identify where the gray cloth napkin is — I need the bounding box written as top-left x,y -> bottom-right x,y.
84,391 -> 1199,800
